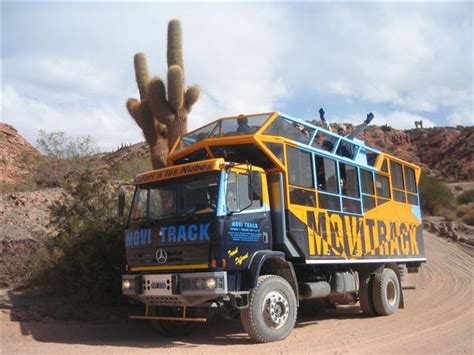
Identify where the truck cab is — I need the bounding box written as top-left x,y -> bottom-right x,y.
121,112 -> 425,342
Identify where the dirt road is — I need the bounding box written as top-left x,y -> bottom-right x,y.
2,232 -> 473,354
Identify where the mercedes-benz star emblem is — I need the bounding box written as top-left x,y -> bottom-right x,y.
155,248 -> 168,264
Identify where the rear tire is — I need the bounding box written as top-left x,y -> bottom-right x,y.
241,275 -> 297,343
359,273 -> 377,316
372,268 -> 400,316
149,306 -> 198,337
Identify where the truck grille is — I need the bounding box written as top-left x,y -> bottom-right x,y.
127,243 -> 210,267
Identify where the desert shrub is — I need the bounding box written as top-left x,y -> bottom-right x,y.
457,189 -> 474,205
34,130 -> 99,188
114,156 -> 152,181
456,203 -> 474,226
30,172 -> 127,305
419,173 -> 455,215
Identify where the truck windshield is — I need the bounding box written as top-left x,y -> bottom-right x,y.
129,172 -> 220,222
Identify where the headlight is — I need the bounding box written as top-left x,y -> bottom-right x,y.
206,278 -> 217,289
122,279 -> 131,290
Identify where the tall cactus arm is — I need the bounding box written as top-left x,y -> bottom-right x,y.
126,98 -> 158,146
167,65 -> 184,112
147,77 -> 174,125
134,53 -> 149,100
184,85 -> 200,112
167,19 -> 184,70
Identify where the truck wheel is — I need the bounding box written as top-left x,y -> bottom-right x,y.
240,275 -> 297,343
359,273 -> 377,316
149,306 -> 197,337
372,268 -> 400,316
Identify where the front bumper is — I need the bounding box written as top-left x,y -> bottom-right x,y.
122,271 -> 228,306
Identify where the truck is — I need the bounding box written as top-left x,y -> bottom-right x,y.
120,112 -> 426,342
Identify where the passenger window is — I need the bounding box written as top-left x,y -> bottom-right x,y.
342,198 -> 362,214
393,189 -> 406,203
404,166 -> 417,193
290,188 -> 316,207
312,131 -> 338,153
381,159 -> 388,173
336,140 -> 357,159
363,195 -> 376,212
264,116 -> 314,144
375,174 -> 390,198
318,193 -> 341,211
366,150 -> 378,166
390,161 -> 405,190
264,142 -> 285,164
287,146 -> 314,188
360,169 -> 375,195
315,156 -> 339,194
339,163 -> 360,198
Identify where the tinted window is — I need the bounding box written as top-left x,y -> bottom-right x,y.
339,163 -> 360,198
404,166 -> 417,193
290,188 -> 316,207
375,174 -> 390,198
318,193 -> 341,211
264,116 -> 314,144
390,161 -> 404,190
336,140 -> 357,159
381,159 -> 388,173
366,150 -> 378,166
264,142 -> 284,164
407,193 -> 419,205
342,198 -> 362,214
226,172 -> 262,212
287,146 -> 314,188
226,172 -> 238,212
220,115 -> 269,136
360,169 -> 375,195
174,148 -> 210,165
312,131 -> 338,153
316,156 -> 338,193
393,189 -> 406,203
181,122 -> 219,148
363,195 -> 376,212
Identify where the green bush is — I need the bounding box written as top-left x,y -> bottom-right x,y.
34,130 -> 98,188
30,172 -> 127,305
457,189 -> 474,205
419,174 -> 455,215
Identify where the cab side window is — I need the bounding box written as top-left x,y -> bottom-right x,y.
226,171 -> 262,213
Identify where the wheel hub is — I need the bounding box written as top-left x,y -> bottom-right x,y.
263,291 -> 290,329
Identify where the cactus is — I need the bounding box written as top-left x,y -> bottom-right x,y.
126,19 -> 200,169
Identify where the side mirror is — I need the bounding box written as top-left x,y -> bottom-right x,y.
118,190 -> 125,217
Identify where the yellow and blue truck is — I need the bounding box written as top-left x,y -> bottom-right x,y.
120,112 -> 425,342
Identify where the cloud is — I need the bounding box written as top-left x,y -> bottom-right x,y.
285,3 -> 472,119
2,2 -> 472,153
3,3 -> 290,148
2,85 -> 141,151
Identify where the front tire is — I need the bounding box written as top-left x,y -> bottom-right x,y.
241,275 -> 297,343
372,268 -> 401,316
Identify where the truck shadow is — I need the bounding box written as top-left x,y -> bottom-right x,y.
3,289 -> 366,348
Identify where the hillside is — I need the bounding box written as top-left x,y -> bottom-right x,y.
0,124 -> 39,186
1,123 -> 473,185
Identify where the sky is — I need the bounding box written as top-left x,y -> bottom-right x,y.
2,2 -> 473,151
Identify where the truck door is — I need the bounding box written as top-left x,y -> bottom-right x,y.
217,169 -> 272,270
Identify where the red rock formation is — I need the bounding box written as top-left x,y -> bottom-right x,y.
0,124 -> 39,185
